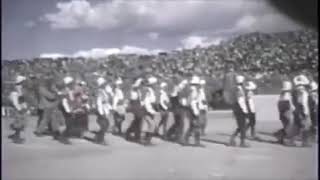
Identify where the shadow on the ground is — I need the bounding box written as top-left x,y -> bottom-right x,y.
212,132 -> 281,145
201,138 -> 229,146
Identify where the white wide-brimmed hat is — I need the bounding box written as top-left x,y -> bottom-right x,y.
190,76 -> 201,85
245,81 -> 257,90
178,79 -> 188,89
160,82 -> 167,88
105,84 -> 113,94
133,78 -> 143,87
281,81 -> 292,91
293,75 -> 310,86
115,78 -> 123,85
310,81 -> 318,91
97,77 -> 106,86
148,76 -> 157,84
200,79 -> 206,85
15,75 -> 27,84
80,81 -> 87,86
235,75 -> 245,84
63,76 -> 73,85
180,79 -> 188,85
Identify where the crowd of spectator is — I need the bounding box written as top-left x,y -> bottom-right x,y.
1,30 -> 318,108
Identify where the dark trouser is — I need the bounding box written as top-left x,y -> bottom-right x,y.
245,112 -> 256,137
186,109 -> 201,145
167,106 -> 190,144
141,113 -> 156,143
286,105 -> 311,146
126,116 -> 143,141
67,112 -> 89,137
274,100 -> 293,142
166,107 -> 181,140
113,111 -> 125,134
50,108 -> 67,133
10,110 -> 27,133
230,103 -> 247,144
310,108 -> 318,140
126,104 -> 144,141
199,110 -> 207,135
36,109 -> 44,128
36,108 -> 54,134
156,109 -> 169,136
96,114 -> 109,142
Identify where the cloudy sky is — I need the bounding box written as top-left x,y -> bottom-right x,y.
2,0 -> 304,60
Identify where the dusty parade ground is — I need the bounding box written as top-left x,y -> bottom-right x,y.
2,95 -> 318,180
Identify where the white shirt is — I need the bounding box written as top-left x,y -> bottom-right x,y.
246,90 -> 255,113
236,85 -> 248,113
279,91 -> 292,101
61,88 -> 73,113
97,89 -> 112,116
310,91 -> 318,107
170,85 -> 180,97
10,91 -> 27,111
189,86 -> 200,116
113,88 -> 124,109
143,87 -> 157,115
130,90 -> 139,100
297,88 -> 310,116
198,88 -> 208,111
160,89 -> 169,110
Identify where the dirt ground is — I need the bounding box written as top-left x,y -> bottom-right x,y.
2,95 -> 318,180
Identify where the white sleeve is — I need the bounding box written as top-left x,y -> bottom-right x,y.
189,90 -> 200,115
160,92 -> 168,110
171,86 -> 179,96
62,98 -> 71,113
302,92 -> 310,116
10,93 -> 22,111
237,97 -> 248,113
198,91 -> 206,110
118,90 -> 124,100
130,91 -> 138,100
248,99 -> 255,113
191,99 -> 200,116
113,89 -> 123,109
96,95 -> 104,115
68,91 -> 74,101
145,97 -> 156,115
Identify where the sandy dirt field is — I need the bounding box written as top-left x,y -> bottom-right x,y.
2,95 -> 318,180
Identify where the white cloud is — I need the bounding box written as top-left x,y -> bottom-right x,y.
214,13 -> 302,35
42,0 -> 300,34
181,36 -> 224,49
148,32 -> 159,40
40,46 -> 163,59
72,48 -> 121,58
40,53 -> 67,59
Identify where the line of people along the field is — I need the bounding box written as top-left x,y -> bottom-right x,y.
6,70 -> 318,148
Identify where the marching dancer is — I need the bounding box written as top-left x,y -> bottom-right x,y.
112,77 -> 126,135
166,77 -> 189,144
274,80 -> 295,145
308,81 -> 318,142
95,77 -> 113,145
125,78 -> 144,143
140,76 -> 158,145
185,75 -> 204,147
199,79 -> 208,136
8,75 -> 28,144
289,75 -> 312,147
229,75 -> 250,147
244,81 -> 260,140
155,81 -> 170,139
